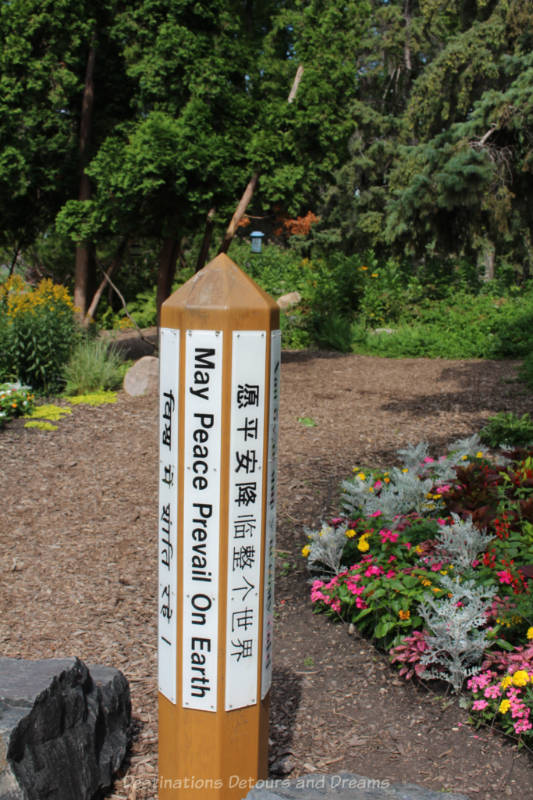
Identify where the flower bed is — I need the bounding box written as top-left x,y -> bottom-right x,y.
302,436 -> 533,746
0,382 -> 35,427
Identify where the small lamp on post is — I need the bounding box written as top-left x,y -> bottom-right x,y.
250,231 -> 264,254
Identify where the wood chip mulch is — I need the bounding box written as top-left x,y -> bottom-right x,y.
1,351 -> 532,800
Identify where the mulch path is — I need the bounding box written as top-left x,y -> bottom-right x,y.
1,351 -> 532,800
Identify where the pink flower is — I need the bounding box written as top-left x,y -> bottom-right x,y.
437,518 -> 447,525
330,599 -> 341,613
430,561 -> 444,571
423,457 -> 434,464
347,583 -> 364,596
373,480 -> 382,490
385,570 -> 396,579
435,484 -> 450,494
355,597 -> 368,609
310,580 -> 327,603
388,555 -> 396,563
514,719 -> 532,734
472,699 -> 488,711
484,685 -> 501,699
497,570 -> 513,585
331,517 -> 343,526
364,565 -> 384,577
379,528 -> 399,544
369,510 -> 382,518
403,542 -> 412,550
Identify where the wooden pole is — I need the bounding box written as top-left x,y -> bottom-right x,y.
158,253 -> 281,798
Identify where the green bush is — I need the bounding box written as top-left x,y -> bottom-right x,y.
518,352 -> 533,390
353,285 -> 533,360
62,337 -> 127,394
479,412 -> 533,448
0,276 -> 78,393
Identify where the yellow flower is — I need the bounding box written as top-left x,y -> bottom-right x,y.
461,455 -> 468,461
440,570 -> 448,575
499,699 -> 510,714
476,451 -> 483,458
368,486 -> 374,493
357,538 -> 370,552
301,545 -> 311,557
345,529 -> 356,539
371,272 -> 378,278
422,579 -> 432,587
398,609 -> 410,620
402,468 -> 409,473
527,627 -> 533,640
512,670 -> 530,687
501,675 -> 513,690
356,472 -> 366,480
432,587 -> 440,593
360,265 -> 368,271
384,477 -> 390,484
415,545 -> 423,554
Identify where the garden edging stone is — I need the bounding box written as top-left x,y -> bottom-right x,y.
243,773 -> 470,800
0,656 -> 131,800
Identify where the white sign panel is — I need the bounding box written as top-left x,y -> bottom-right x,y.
261,329 -> 281,698
225,331 -> 267,710
158,327 -> 180,704
182,330 -> 223,711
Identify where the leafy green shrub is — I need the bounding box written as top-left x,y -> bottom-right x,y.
518,352 -> 533,390
353,285 -> 533,359
0,276 -> 78,393
479,412 -> 533,448
0,382 -> 35,427
311,313 -> 353,352
62,337 -> 127,394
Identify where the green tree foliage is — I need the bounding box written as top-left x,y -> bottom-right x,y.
320,0 -> 533,280
2,0 -> 533,309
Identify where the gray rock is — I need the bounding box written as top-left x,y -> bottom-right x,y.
123,355 -> 159,396
277,292 -> 302,311
0,657 -> 131,800
101,327 -> 158,361
243,773 -> 470,800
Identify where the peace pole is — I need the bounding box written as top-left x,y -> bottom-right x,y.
158,253 -> 281,798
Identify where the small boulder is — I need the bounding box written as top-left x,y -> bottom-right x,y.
123,355 -> 159,397
0,657 -> 131,800
277,292 -> 302,311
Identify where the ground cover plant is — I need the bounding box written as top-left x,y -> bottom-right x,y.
22,392 -> 118,431
303,435 -> 533,748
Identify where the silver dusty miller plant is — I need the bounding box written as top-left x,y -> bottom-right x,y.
304,522 -> 347,576
434,513 -> 495,573
341,467 -> 434,519
398,434 -> 485,484
419,576 -> 496,692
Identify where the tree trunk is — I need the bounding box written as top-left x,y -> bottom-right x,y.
404,0 -> 412,73
74,43 -> 96,318
196,208 -> 216,272
482,240 -> 495,282
156,227 -> 180,324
